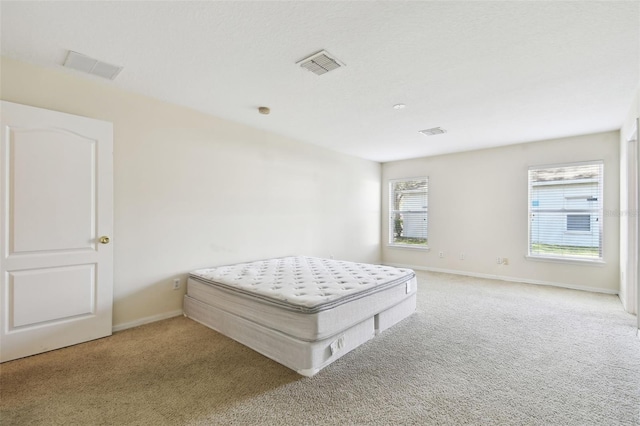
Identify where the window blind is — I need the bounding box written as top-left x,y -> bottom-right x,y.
528,161 -> 603,260
389,177 -> 428,247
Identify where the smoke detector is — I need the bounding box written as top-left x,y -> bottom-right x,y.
63,51 -> 123,80
419,127 -> 447,136
296,50 -> 344,76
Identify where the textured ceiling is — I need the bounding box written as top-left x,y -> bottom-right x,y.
1,1 -> 638,162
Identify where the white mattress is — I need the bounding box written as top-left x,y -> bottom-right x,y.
189,256 -> 415,313
184,256 -> 417,376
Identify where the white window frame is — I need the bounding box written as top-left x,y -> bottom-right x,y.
388,177 -> 429,250
527,160 -> 604,263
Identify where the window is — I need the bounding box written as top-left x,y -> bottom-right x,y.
528,161 -> 603,261
389,177 -> 428,248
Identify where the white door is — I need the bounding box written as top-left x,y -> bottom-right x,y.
0,101 -> 113,362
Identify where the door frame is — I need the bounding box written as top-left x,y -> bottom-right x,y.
635,118 -> 640,337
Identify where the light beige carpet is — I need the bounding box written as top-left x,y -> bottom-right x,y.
1,271 -> 639,425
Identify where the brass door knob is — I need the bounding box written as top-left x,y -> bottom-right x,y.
99,236 -> 110,244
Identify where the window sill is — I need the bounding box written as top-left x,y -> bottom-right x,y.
525,255 -> 605,266
387,244 -> 431,251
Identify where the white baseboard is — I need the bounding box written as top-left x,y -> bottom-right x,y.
112,309 -> 184,332
385,263 -> 618,295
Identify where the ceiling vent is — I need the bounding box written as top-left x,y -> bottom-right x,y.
419,127 -> 447,136
63,51 -> 123,80
296,50 -> 344,76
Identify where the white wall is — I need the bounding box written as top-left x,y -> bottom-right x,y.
0,57 -> 381,328
619,87 -> 639,314
382,132 -> 620,293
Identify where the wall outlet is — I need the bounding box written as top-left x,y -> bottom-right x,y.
459,253 -> 465,260
496,257 -> 502,265
439,251 -> 444,258
172,278 -> 181,290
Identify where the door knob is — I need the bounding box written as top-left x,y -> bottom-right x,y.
99,236 -> 110,244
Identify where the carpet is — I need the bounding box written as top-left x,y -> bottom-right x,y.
1,271 -> 639,425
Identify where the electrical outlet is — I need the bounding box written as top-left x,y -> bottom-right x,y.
459,253 -> 465,260
172,278 -> 181,290
439,251 -> 444,258
496,257 -> 502,265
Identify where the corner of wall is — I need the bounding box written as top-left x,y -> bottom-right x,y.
618,86 -> 639,314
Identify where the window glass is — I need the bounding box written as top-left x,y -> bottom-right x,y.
389,178 -> 428,248
528,162 -> 603,260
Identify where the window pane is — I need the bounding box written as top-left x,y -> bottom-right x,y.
389,178 -> 428,247
528,162 -> 603,260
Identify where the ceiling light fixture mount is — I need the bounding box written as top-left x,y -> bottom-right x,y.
393,104 -> 406,110
258,106 -> 270,115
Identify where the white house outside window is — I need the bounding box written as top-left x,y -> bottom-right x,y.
528,161 -> 603,261
389,177 -> 428,248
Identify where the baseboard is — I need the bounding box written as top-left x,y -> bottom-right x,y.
112,309 -> 184,332
385,263 -> 618,295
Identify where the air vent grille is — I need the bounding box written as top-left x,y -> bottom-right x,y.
419,127 -> 447,136
297,50 -> 344,76
63,51 -> 122,80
